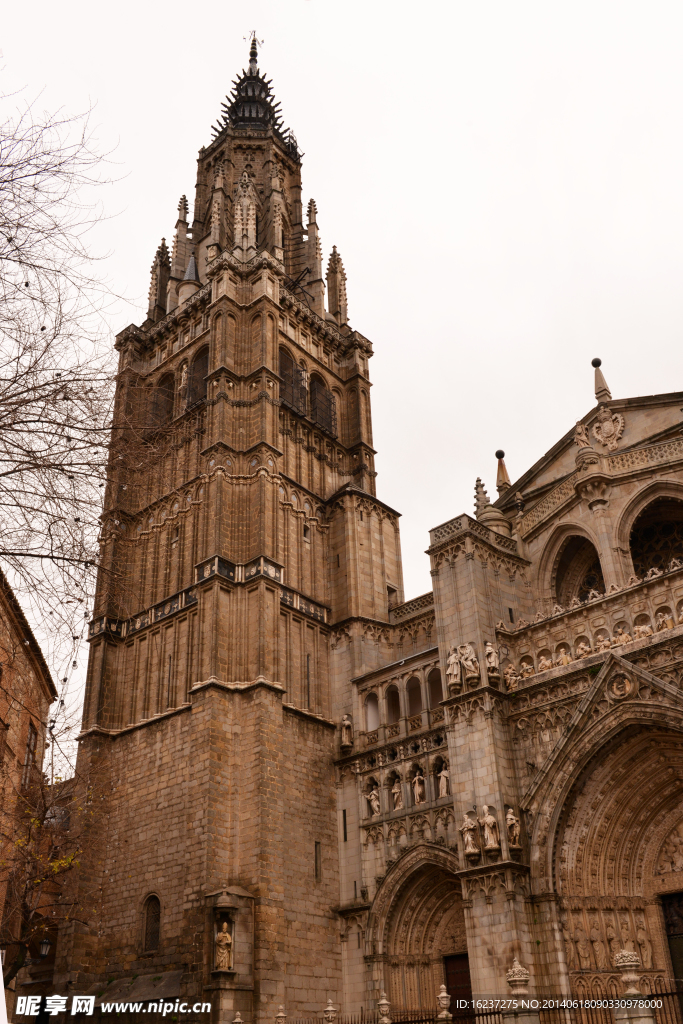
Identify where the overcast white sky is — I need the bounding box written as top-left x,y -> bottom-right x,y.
3,0 -> 683,603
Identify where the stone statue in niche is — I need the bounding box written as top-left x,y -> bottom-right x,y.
459,814 -> 480,857
595,634 -> 612,651
438,764 -> 450,798
412,771 -> 426,805
215,921 -> 233,970
391,778 -> 403,810
636,918 -> 653,969
615,626 -> 633,646
592,404 -> 625,451
605,919 -> 620,959
478,806 -> 500,850
446,646 -> 463,695
656,610 -> 675,631
576,640 -> 592,658
561,917 -> 576,969
179,364 -> 188,403
367,786 -> 381,816
484,642 -> 500,676
458,644 -> 480,686
574,923 -> 591,970
620,919 -> 635,952
341,714 -> 353,750
503,665 -> 520,692
506,808 -> 521,848
537,654 -> 553,673
589,918 -> 607,970
633,623 -> 653,639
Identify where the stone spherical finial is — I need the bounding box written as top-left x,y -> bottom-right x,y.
591,358 -> 602,368
495,450 -> 505,460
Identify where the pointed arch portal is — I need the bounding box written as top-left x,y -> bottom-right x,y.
368,845 -> 470,1009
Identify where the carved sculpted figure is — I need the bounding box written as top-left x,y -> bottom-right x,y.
574,924 -> 591,970
636,919 -> 653,969
605,920 -> 620,959
412,772 -> 426,805
506,808 -> 521,848
589,919 -> 607,970
620,920 -> 635,953
341,714 -> 353,748
656,610 -> 675,631
503,665 -> 520,692
479,805 -> 500,850
484,642 -> 499,674
537,654 -> 553,673
459,814 -> 480,856
438,764 -> 450,798
520,661 -> 534,678
574,421 -> 591,448
591,404 -> 625,451
215,921 -> 233,970
576,640 -> 592,659
446,646 -> 462,695
458,643 -> 480,683
556,645 -> 573,666
612,627 -> 632,646
645,566 -> 663,580
595,634 -> 612,651
368,786 -> 381,816
391,778 -> 403,810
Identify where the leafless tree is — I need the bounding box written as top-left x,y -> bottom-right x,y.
0,90 -> 117,663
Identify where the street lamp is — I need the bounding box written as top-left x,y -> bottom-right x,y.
39,938 -> 51,958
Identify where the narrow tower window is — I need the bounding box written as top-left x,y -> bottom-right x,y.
143,895 -> 161,951
314,841 -> 322,881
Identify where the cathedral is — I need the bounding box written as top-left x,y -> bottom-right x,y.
49,39 -> 683,1021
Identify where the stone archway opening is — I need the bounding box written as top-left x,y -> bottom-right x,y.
630,497 -> 683,577
554,535 -> 605,606
382,859 -> 468,1009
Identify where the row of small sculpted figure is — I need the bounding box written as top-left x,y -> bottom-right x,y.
499,559 -> 683,633
365,763 -> 451,816
251,988 -> 456,1024
503,611 -> 678,691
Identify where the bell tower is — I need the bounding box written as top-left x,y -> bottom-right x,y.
60,39 -> 405,1020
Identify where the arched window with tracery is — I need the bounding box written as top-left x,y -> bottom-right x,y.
188,347 -> 209,406
151,373 -> 174,427
279,348 -> 307,415
310,375 -> 337,436
554,535 -> 605,605
630,497 -> 683,577
143,894 -> 160,951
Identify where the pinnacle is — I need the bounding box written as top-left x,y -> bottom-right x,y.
474,478 -> 491,518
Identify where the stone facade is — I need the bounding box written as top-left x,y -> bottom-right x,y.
54,41 -> 683,1021
0,569 -> 57,1013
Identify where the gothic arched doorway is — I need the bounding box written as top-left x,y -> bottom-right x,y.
370,848 -> 469,1009
552,726 -> 683,996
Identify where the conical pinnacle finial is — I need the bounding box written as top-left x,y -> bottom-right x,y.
592,358 -> 612,402
495,450 -> 511,494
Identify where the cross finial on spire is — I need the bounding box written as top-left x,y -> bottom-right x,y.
245,31 -> 263,73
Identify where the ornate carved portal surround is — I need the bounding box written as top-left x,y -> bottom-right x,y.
364,846 -> 467,1009
545,720 -> 683,997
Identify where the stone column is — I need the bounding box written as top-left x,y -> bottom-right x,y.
501,959 -> 540,1024
613,952 -> 655,1024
